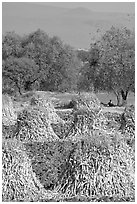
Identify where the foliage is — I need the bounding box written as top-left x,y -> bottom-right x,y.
78,27 -> 135,105
21,30 -> 81,92
77,46 -> 100,92
3,57 -> 39,94
2,32 -> 23,60
93,27 -> 135,105
2,29 -> 81,94
76,49 -> 89,62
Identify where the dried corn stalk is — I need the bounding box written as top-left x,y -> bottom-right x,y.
14,107 -> 59,142
30,93 -> 65,124
57,134 -> 135,199
2,139 -> 56,202
2,94 -> 17,126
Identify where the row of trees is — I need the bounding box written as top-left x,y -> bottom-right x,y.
2,29 -> 81,94
2,27 -> 135,106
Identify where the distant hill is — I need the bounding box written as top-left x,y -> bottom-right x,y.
2,3 -> 135,49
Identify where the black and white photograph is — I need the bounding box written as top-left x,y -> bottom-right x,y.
2,1 -> 135,202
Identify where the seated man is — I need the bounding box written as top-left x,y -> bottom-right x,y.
108,100 -> 114,107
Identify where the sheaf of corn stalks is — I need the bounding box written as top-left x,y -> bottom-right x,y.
120,105 -> 135,147
14,107 -> 59,142
30,93 -> 65,124
2,94 -> 17,126
2,139 -> 58,202
56,95 -> 135,200
57,132 -> 135,200
72,92 -> 101,112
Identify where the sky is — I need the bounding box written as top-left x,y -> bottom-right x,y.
2,2 -> 135,49
35,2 -> 135,14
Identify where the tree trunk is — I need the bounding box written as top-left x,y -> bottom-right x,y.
116,93 -> 121,106
17,86 -> 22,95
113,90 -> 121,106
15,81 -> 22,95
121,89 -> 128,106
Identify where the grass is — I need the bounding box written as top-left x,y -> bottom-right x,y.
96,91 -> 135,106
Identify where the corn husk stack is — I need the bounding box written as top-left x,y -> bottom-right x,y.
59,93 -> 135,200
2,95 -> 17,140
120,105 -> 135,147
57,133 -> 135,200
2,139 -> 56,202
30,93 -> 65,124
2,94 -> 17,126
13,94 -> 65,142
14,106 -> 59,143
65,93 -> 108,141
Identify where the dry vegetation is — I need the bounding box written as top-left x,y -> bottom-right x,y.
2,92 -> 135,202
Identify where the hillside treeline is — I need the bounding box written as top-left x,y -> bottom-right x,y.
2,27 -> 135,106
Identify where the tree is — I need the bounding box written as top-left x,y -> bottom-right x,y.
3,57 -> 39,95
90,27 -> 135,106
76,49 -> 89,63
2,32 -> 23,60
2,29 -> 82,93
77,45 -> 100,93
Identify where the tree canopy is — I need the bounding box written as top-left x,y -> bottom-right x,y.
96,27 -> 135,105
2,29 -> 81,94
3,57 -> 39,94
78,27 -> 135,106
2,27 -> 135,104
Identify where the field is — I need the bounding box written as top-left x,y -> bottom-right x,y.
14,90 -> 134,106
2,91 -> 135,202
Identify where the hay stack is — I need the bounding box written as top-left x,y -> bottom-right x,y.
120,105 -> 135,146
72,92 -> 101,112
64,93 -> 109,140
14,107 -> 59,142
2,94 -> 17,126
30,93 -> 65,124
58,133 -> 135,199
2,139 -> 54,202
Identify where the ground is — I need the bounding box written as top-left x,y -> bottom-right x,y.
13,91 -> 135,114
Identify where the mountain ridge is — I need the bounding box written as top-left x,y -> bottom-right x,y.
2,3 -> 135,49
